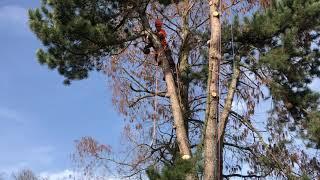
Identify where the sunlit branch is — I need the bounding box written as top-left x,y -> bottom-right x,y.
219,58 -> 241,140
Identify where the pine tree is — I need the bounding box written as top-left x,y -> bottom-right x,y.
29,0 -> 320,179
235,0 -> 320,148
146,158 -> 195,180
29,0 -> 140,85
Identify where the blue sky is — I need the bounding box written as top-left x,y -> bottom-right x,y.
0,0 -> 124,178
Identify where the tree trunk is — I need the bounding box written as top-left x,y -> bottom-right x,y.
204,0 -> 222,179
178,48 -> 190,138
139,14 -> 192,160
179,4 -> 191,141
179,3 -> 196,179
161,51 -> 192,159
178,30 -> 194,180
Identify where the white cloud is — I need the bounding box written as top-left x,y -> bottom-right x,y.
40,170 -> 77,180
0,146 -> 55,175
39,169 -> 119,180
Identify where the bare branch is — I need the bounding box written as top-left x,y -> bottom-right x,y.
188,118 -> 204,124
223,173 -> 266,179
218,58 -> 241,140
129,84 -> 167,98
224,142 -> 255,155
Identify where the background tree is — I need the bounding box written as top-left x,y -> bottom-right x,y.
29,0 -> 320,179
12,169 -> 38,180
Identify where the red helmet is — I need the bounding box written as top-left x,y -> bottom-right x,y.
155,19 -> 163,27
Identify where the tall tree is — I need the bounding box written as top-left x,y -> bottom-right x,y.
29,0 -> 320,179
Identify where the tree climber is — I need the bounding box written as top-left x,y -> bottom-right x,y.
143,19 -> 177,81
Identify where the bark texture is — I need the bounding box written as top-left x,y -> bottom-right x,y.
139,13 -> 192,160
204,0 -> 221,179
161,51 -> 192,159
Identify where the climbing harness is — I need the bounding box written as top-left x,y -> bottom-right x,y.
145,19 -> 179,147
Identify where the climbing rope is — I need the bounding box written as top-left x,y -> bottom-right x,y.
217,0 -> 223,178
217,6 -> 237,178
150,64 -> 159,146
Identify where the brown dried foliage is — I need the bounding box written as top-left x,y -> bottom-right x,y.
73,0 -> 319,179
